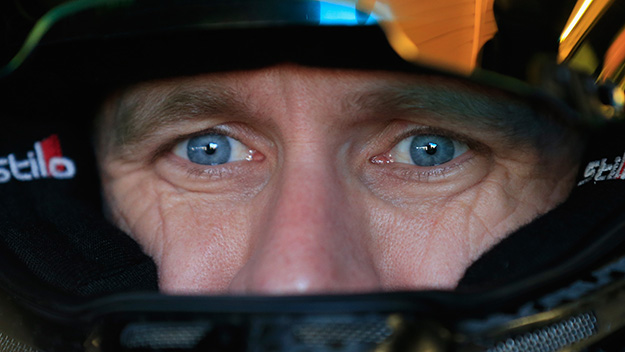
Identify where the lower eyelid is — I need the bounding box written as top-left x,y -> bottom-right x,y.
381,151 -> 478,182
185,163 -> 240,179
156,153 -> 266,192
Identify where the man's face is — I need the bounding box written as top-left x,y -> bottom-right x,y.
96,64 -> 580,295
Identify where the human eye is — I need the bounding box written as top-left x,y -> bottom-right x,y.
173,133 -> 254,165
380,133 -> 469,167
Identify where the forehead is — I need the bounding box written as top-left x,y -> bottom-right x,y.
114,64 -> 528,129
122,64 -> 502,104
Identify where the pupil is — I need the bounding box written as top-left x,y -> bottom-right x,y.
205,142 -> 218,155
425,142 -> 438,155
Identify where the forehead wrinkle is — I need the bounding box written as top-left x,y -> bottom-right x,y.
113,84 -> 243,149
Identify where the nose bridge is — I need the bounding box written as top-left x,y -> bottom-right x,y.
271,155 -> 341,235
228,144 -> 379,294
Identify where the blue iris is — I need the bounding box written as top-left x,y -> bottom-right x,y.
409,135 -> 455,166
187,134 -> 232,165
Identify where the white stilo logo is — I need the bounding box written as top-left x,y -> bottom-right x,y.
578,151 -> 625,186
0,134 -> 76,183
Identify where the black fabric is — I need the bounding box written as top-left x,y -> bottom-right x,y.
0,113 -> 158,298
458,122 -> 625,289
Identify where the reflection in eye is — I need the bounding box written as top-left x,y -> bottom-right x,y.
173,133 -> 252,165
392,135 -> 469,166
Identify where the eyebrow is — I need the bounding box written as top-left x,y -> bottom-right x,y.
111,84 -> 245,148
349,81 -> 562,147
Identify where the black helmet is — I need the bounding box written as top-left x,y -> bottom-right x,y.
1,1 -> 625,351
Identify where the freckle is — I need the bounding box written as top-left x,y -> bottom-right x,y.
370,153 -> 393,164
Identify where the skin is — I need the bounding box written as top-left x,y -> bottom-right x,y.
96,64 -> 581,295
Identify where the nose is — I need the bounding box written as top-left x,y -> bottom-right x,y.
228,157 -> 380,295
